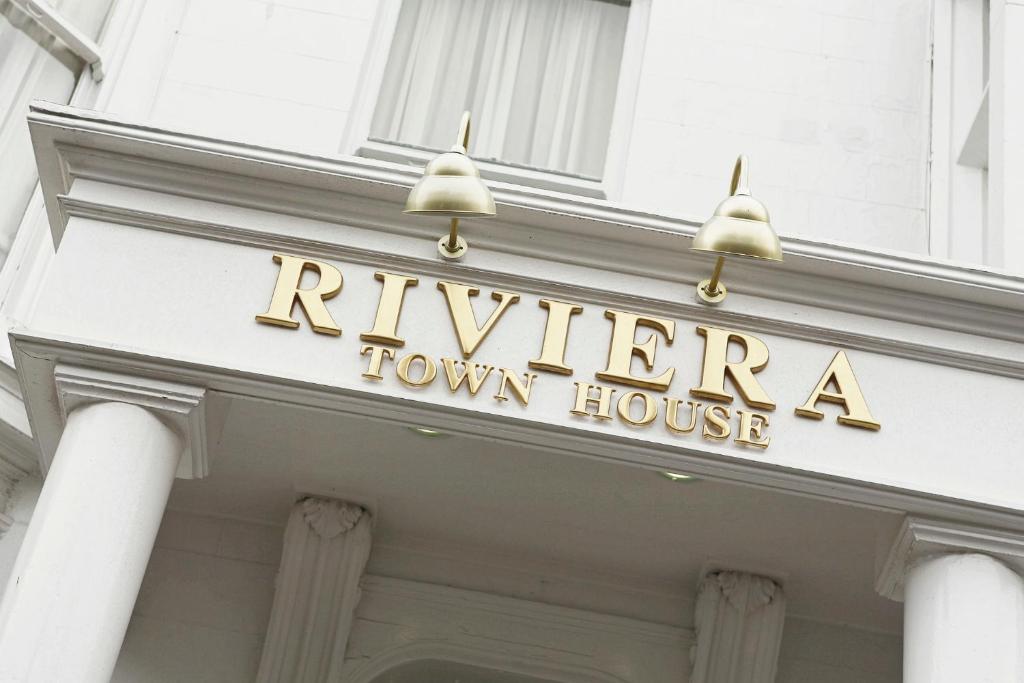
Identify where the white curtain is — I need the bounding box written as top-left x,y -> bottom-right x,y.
0,0 -> 111,266
371,0 -> 629,179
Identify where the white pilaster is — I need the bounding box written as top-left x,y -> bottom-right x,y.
877,517 -> 1024,683
0,365 -> 206,682
256,496 -> 373,683
689,571 -> 786,683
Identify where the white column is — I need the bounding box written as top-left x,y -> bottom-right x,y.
877,517 -> 1024,683
903,553 -> 1024,683
0,401 -> 182,682
256,496 -> 373,683
689,571 -> 786,683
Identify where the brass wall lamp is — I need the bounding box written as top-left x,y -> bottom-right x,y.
691,155 -> 783,304
404,111 -> 495,260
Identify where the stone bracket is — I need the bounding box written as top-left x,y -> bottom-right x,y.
876,516 -> 1024,601
53,364 -> 208,479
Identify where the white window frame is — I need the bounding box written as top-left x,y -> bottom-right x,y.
339,0 -> 652,200
8,0 -> 105,80
928,0 -> 989,264
929,0 -> 1024,272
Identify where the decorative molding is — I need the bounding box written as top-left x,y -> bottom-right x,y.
344,575 -> 689,683
52,364 -> 208,479
876,516 -> 1024,601
14,330 -> 1024,533
26,103 -> 1024,350
298,496 -> 364,539
690,571 -> 786,683
256,496 -> 372,683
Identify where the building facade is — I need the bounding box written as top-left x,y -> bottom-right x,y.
1,0 -> 1023,681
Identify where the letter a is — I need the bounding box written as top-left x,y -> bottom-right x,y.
795,351 -> 880,431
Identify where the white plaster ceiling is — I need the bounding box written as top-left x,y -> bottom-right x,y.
168,393 -> 904,633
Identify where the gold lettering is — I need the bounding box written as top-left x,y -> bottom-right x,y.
795,351 -> 880,431
255,254 -> 342,335
361,272 -> 418,346
617,391 -> 657,426
529,299 -> 583,375
691,326 -> 775,410
570,382 -> 615,420
664,398 -> 701,434
360,344 -> 395,380
437,282 -> 521,358
396,353 -> 437,387
441,358 -> 494,395
702,405 -> 732,441
494,369 -> 537,406
736,410 -> 771,449
595,310 -> 676,391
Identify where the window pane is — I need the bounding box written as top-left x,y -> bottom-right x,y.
371,0 -> 629,179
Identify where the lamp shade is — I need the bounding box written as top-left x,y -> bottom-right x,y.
403,150 -> 496,216
404,110 -> 495,217
691,156 -> 782,262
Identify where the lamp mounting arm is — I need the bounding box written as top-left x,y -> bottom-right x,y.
730,154 -> 750,197
453,110 -> 472,154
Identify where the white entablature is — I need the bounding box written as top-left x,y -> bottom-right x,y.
17,102 -> 1024,532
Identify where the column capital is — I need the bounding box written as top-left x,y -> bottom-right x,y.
297,496 -> 366,539
53,365 -> 208,479
876,516 -> 1024,600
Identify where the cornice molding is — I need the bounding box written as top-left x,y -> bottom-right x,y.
26,103 -> 1024,348
876,516 -> 1024,600
52,364 -> 208,479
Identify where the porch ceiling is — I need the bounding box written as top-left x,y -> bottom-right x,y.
167,393 -> 903,634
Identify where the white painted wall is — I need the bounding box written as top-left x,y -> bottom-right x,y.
103,0 -> 377,156
778,617 -> 902,683
95,0 -> 933,257
110,510 -> 280,683
622,0 -> 931,253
